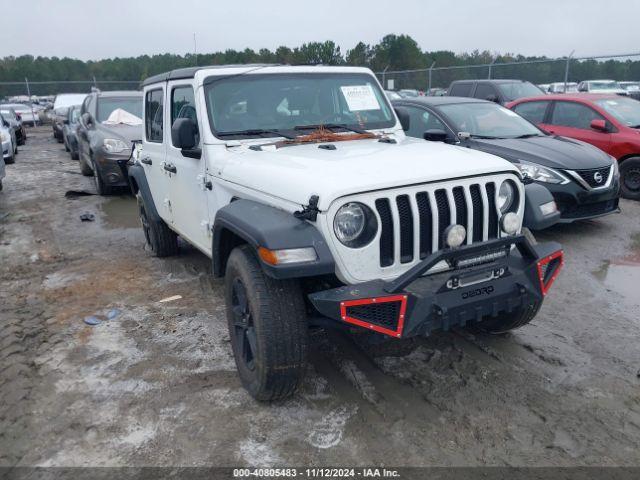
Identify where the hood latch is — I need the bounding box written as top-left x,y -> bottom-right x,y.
294,195 -> 320,222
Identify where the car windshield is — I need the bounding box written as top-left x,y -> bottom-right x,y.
97,97 -> 143,123
590,81 -> 621,90
595,97 -> 640,127
438,102 -> 543,139
496,82 -> 543,101
204,72 -> 395,138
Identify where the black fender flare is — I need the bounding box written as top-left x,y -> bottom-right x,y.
523,183 -> 561,231
212,199 -> 335,279
128,163 -> 162,223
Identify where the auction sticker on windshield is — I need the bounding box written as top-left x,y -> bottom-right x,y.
340,85 -> 380,111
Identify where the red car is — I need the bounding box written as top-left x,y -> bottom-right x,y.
507,94 -> 640,199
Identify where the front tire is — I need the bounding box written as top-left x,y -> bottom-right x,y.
474,301 -> 541,334
92,159 -> 114,196
136,192 -> 178,257
79,154 -> 93,176
225,245 -> 308,401
619,157 -> 640,200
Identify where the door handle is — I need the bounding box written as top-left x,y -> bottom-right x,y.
205,180 -> 213,190
163,163 -> 177,173
141,157 -> 152,165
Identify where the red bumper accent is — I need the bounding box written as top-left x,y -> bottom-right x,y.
340,295 -> 408,338
536,250 -> 564,296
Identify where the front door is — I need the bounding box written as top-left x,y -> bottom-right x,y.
546,101 -> 612,153
164,81 -> 210,252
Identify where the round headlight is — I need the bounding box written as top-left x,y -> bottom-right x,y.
444,224 -> 466,248
498,180 -> 516,213
333,202 -> 377,248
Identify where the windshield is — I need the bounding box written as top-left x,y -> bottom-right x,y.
97,97 -> 142,123
590,81 -> 621,91
595,97 -> 640,127
204,73 -> 394,138
438,102 -> 543,139
496,82 -> 543,101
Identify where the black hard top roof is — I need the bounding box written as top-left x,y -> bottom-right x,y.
141,64 -> 279,87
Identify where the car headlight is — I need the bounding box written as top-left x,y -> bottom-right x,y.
103,138 -> 129,153
515,161 -> 569,184
333,202 -> 378,248
611,156 -> 619,179
0,132 -> 7,142
498,180 -> 518,213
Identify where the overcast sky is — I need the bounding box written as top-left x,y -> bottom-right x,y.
2,0 -> 638,61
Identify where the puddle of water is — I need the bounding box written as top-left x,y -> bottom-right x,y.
100,196 -> 140,229
592,251 -> 640,308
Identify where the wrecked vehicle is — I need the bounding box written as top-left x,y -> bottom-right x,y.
129,65 -> 564,401
76,90 -> 143,195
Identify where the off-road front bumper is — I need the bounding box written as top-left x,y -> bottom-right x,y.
309,235 -> 563,338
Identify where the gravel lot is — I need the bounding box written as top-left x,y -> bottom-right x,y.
1,127 -> 640,468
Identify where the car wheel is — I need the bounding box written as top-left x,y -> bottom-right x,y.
473,301 -> 541,334
92,160 -> 113,195
71,150 -> 79,161
136,192 -> 178,257
64,138 -> 70,152
79,154 -> 93,176
619,157 -> 640,200
225,245 -> 308,401
4,150 -> 15,165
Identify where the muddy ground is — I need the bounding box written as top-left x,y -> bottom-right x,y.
1,127 -> 639,468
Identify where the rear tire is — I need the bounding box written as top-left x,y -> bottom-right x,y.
136,192 -> 178,257
225,245 -> 308,401
619,157 -> 640,200
474,301 -> 541,334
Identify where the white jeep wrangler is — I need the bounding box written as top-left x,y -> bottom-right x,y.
129,65 -> 564,401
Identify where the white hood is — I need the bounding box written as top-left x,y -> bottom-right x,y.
217,137 -> 519,210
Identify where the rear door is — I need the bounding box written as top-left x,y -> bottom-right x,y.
142,85 -> 172,225
164,80 -> 210,252
546,100 -> 612,152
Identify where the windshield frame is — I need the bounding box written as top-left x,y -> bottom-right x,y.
203,72 -> 396,140
435,101 -> 545,139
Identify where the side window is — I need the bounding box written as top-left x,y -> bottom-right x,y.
513,101 -> 549,124
474,84 -> 497,101
171,85 -> 199,146
450,82 -> 473,97
403,106 -> 447,139
550,101 -> 604,130
145,89 -> 164,143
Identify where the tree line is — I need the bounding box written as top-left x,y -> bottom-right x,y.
1,34 -> 639,96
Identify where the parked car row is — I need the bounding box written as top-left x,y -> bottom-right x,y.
57,90 -> 143,194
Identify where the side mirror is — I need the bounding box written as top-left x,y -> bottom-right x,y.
172,118 -> 200,158
82,112 -> 94,128
394,107 -> 410,131
423,129 -> 448,142
486,94 -> 499,103
590,119 -> 608,132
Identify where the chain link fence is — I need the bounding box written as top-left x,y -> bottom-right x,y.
376,52 -> 640,93
0,80 -> 140,103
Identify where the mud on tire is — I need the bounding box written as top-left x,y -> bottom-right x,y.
225,245 -> 308,401
136,192 -> 178,257
474,301 -> 541,334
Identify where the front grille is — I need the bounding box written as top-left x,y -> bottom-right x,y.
374,181 -> 504,267
345,301 -> 401,330
574,166 -> 611,188
557,199 -> 618,219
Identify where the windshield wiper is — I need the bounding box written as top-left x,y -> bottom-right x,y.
217,129 -> 297,140
513,133 -> 543,139
469,134 -> 505,140
293,123 -> 369,135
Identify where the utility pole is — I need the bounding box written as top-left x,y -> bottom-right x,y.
428,62 -> 436,93
488,56 -> 497,79
564,50 -> 575,92
193,33 -> 198,66
382,66 -> 389,90
24,77 -> 37,126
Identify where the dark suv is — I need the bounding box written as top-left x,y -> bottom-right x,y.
77,90 -> 143,195
448,79 -> 544,105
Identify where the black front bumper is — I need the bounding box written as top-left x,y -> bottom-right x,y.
545,177 -> 620,222
309,236 -> 563,338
